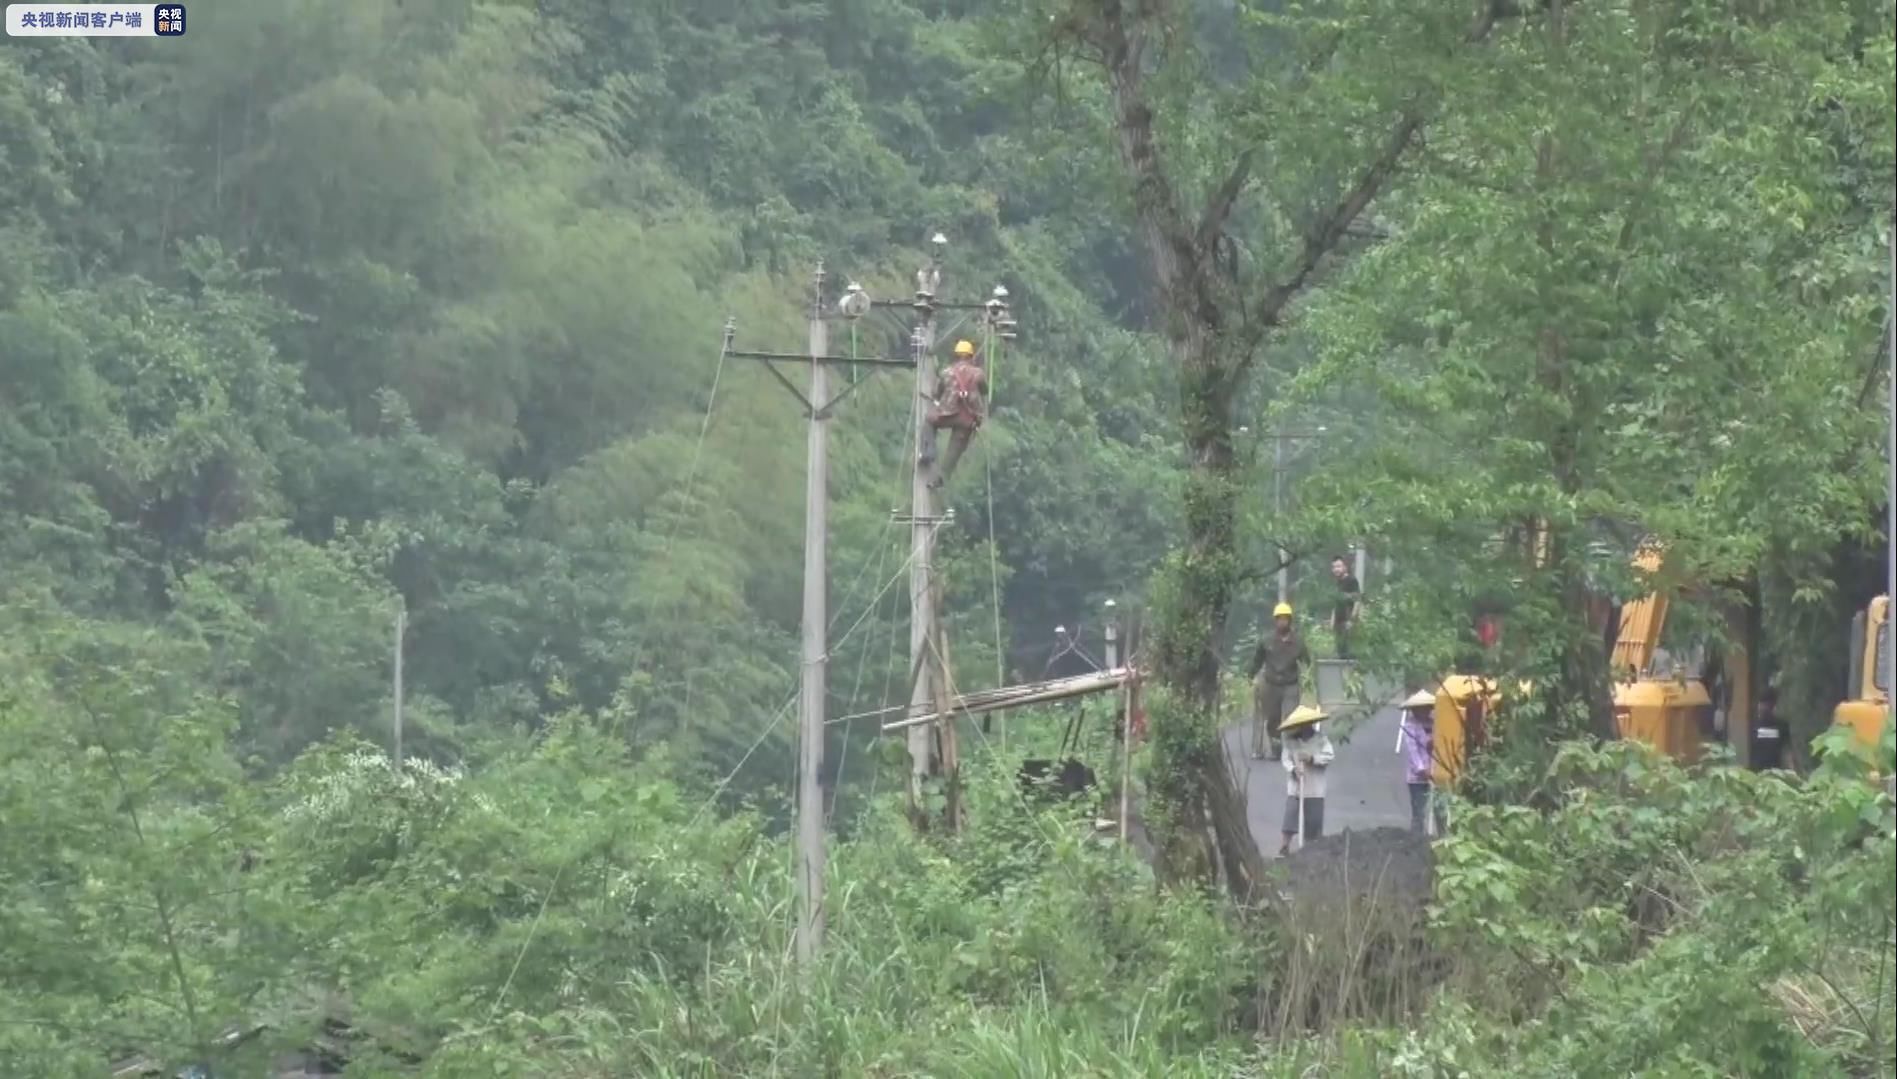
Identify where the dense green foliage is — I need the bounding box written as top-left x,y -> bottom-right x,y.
1,0 -> 1182,793
2,0 -> 1894,1073
5,608 -> 1891,1073
1281,0 -> 1896,742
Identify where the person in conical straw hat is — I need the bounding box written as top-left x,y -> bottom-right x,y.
1278,704 -> 1335,857
1398,689 -> 1446,837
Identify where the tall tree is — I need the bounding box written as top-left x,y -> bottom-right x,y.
1024,0 -> 1543,894
1286,0 -> 1893,744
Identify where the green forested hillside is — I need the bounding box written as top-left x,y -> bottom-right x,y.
2,0 -> 1180,788
2,0 -> 1894,1075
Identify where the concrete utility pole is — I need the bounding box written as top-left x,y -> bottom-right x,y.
725,263 -> 913,967
392,601 -> 405,770
1106,599 -> 1133,841
796,283 -> 829,969
893,234 -> 1017,831
1885,219 -> 1894,741
984,287 -> 1008,744
907,269 -> 941,815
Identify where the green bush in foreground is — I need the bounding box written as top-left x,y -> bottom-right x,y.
1356,735 -> 1896,1078
4,657 -> 1892,1076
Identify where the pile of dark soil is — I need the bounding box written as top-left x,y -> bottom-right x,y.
1279,826 -> 1433,907
1260,827 -> 1442,1034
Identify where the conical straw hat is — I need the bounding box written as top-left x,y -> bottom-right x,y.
1280,704 -> 1328,732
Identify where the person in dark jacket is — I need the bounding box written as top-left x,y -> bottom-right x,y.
1250,602 -> 1310,759
1330,555 -> 1362,658
1752,687 -> 1788,770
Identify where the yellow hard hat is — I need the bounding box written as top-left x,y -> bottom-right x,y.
953,339 -> 976,356
1273,602 -> 1294,618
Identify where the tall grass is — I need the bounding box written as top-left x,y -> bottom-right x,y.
240,718 -> 1896,1075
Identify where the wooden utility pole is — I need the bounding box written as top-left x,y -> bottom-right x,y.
725,263 -> 913,967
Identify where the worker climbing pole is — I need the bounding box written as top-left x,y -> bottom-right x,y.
890,233 -> 1018,830
921,339 -> 987,489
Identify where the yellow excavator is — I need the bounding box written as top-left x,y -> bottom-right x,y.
1831,595 -> 1891,762
1607,546 -> 1723,764
1429,673 -> 1517,787
1428,525 -> 1544,786
1431,543 -> 1744,783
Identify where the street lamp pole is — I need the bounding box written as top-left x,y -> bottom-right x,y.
1274,433 -> 1288,604
1885,218 -> 1894,744
1269,426 -> 1327,604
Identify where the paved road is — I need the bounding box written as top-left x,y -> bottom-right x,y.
1222,699 -> 1412,858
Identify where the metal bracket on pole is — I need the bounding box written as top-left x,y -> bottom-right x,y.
934,314 -> 971,345
755,359 -> 814,413
813,378 -> 867,420
726,348 -> 915,417
872,299 -> 991,311
727,349 -> 915,368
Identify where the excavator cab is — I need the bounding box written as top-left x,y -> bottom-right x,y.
1613,667 -> 1712,763
1831,595 -> 1891,763
1608,546 -> 1719,764
1429,674 -> 1536,787
1430,675 -> 1498,787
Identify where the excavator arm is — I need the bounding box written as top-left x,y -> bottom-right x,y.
1610,546 -> 1669,679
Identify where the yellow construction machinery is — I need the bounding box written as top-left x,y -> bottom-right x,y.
1430,543 -> 1751,782
1831,595 -> 1891,759
1425,524 -> 1543,785
1430,674 -> 1512,787
1608,547 -> 1716,764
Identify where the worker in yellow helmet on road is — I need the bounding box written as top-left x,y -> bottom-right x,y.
920,338 -> 988,490
1248,601 -> 1310,760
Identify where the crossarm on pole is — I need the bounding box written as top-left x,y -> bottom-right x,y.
865,667 -> 1137,732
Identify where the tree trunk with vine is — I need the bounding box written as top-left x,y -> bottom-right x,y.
1043,0 -> 1524,897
